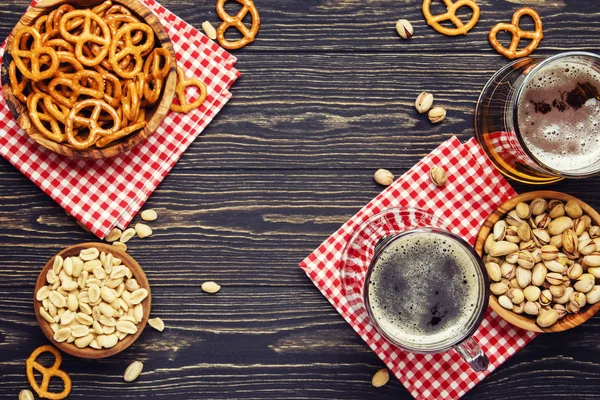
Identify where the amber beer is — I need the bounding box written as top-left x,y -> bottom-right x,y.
475,52 -> 600,184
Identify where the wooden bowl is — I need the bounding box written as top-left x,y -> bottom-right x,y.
475,191 -> 600,333
1,0 -> 177,159
33,242 -> 151,358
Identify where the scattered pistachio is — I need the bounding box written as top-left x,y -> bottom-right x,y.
415,92 -> 434,114
374,169 -> 394,186
429,166 -> 447,187
19,390 -> 34,400
395,19 -> 414,39
428,106 -> 446,124
372,368 -> 390,387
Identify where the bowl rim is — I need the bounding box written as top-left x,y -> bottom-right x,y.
474,190 -> 600,333
2,0 -> 177,159
33,242 -> 151,358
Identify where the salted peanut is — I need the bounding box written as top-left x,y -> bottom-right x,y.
99,334 -> 119,349
120,228 -> 136,244
371,368 -> 389,387
116,320 -> 138,334
53,327 -> 71,343
134,304 -> 144,323
101,286 -> 117,303
130,288 -> 149,305
148,317 -> 165,332
124,361 -> 144,382
135,223 -> 153,238
60,310 -> 76,326
202,21 -> 217,40
75,334 -> 95,349
99,303 -> 115,318
105,228 -> 122,243
202,281 -> 221,294
49,291 -> 66,308
126,279 -> 140,292
141,209 -> 158,222
36,286 -> 50,301
75,312 -> 94,326
80,247 -> 100,261
111,265 -> 130,280
113,242 -> 128,252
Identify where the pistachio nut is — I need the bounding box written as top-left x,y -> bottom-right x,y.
484,234 -> 496,255
580,231 -> 591,242
550,234 -> 563,249
569,292 -> 587,309
588,267 -> 600,279
485,262 -> 502,282
490,241 -> 519,257
517,250 -> 535,269
566,302 -> 581,314
552,287 -> 573,305
507,287 -> 525,304
562,229 -> 579,258
501,262 -> 516,280
532,263 -> 548,286
396,19 -> 414,40
546,272 -> 564,286
415,92 -> 434,114
532,228 -> 551,247
573,217 -> 588,236
548,216 -> 574,236
374,169 -> 394,186
543,259 -> 567,274
490,282 -> 509,295
530,198 -> 548,216
505,226 -> 521,244
547,200 -> 565,219
531,248 -> 542,263
517,223 -> 532,242
520,239 -> 536,252
506,252 -> 519,264
556,252 -> 570,266
574,275 -> 595,293
540,289 -> 553,305
535,213 -> 551,229
586,286 -> 600,304
537,309 -> 559,327
567,263 -> 584,280
493,220 -> 507,241
565,199 -> 583,219
513,302 -> 525,314
516,267 -> 532,288
429,166 -> 447,187
484,254 -> 502,265
514,202 -> 531,219
506,210 -> 525,227
549,284 -> 565,298
540,245 -> 559,261
590,226 -> 600,238
524,301 -> 541,316
553,303 -> 567,319
579,238 -> 596,256
498,295 -> 513,310
583,253 -> 600,267
523,285 -> 541,302
509,278 -> 520,289
428,106 -> 446,124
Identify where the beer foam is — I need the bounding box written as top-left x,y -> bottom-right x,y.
518,59 -> 600,174
367,232 -> 482,348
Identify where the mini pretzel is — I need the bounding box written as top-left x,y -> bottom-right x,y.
170,66 -> 207,113
11,27 -> 59,81
489,7 -> 543,60
109,22 -> 155,79
122,73 -> 144,121
28,93 -> 67,143
143,47 -> 172,104
59,9 -> 111,66
216,0 -> 260,50
26,345 -> 72,400
65,99 -> 121,149
422,0 -> 480,36
96,120 -> 146,148
48,70 -> 105,108
8,61 -> 28,103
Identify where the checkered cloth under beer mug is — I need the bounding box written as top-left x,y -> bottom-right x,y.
0,0 -> 240,239
300,137 -> 538,400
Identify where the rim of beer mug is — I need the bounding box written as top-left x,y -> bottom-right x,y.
511,51 -> 600,179
362,227 -> 490,354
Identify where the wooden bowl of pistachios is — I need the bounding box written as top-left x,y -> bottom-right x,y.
475,191 -> 600,333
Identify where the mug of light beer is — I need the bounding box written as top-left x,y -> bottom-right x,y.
475,52 -> 600,184
341,208 -> 490,372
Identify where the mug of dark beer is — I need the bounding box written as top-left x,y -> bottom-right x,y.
341,208 -> 490,371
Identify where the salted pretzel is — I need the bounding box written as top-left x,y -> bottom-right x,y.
97,120 -> 146,147
489,7 -> 543,60
59,9 -> 111,66
170,66 -> 207,113
122,73 -> 144,121
143,47 -> 172,104
103,72 -> 123,107
11,27 -> 59,81
48,69 -> 105,107
8,61 -> 28,103
40,30 -> 74,53
65,99 -> 121,149
26,345 -> 72,400
28,93 -> 68,143
422,0 -> 480,36
109,22 -> 155,79
216,0 -> 260,50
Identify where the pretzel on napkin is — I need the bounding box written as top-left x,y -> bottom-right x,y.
7,2 -> 173,151
169,66 -> 207,113
422,0 -> 480,36
216,0 -> 260,50
489,7 -> 543,59
26,345 -> 72,400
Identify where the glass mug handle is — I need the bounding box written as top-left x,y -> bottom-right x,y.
453,337 -> 489,372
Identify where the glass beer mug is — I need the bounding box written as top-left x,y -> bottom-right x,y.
475,51 -> 600,184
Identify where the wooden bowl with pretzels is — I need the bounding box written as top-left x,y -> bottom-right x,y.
1,0 -> 177,159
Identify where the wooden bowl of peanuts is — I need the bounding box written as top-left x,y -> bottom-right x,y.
34,242 -> 151,358
1,0 -> 177,159
475,191 -> 600,333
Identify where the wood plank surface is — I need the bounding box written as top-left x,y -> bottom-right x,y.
0,0 -> 600,398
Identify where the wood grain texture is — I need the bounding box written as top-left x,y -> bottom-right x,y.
0,0 -> 600,398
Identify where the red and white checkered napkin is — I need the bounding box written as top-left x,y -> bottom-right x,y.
0,0 -> 240,238
299,137 -> 539,400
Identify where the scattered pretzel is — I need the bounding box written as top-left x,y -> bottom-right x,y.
26,345 -> 72,400
422,0 -> 480,36
489,7 -> 543,60
216,0 -> 260,50
170,66 -> 207,113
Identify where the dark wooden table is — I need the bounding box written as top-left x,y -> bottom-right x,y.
1,0 -> 600,398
